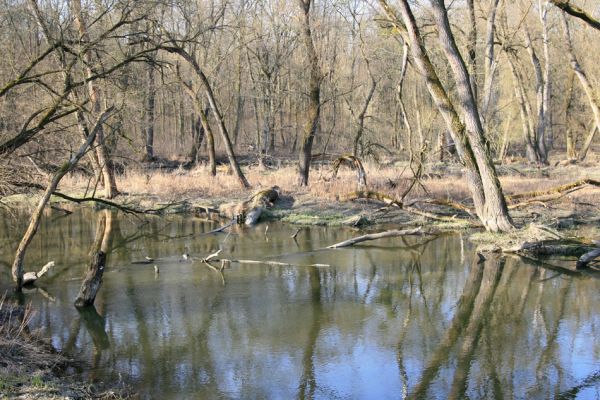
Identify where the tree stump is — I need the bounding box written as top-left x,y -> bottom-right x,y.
74,251 -> 106,308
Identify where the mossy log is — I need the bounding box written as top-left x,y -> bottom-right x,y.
332,155 -> 367,187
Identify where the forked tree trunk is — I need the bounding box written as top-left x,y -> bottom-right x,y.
427,0 -> 514,232
524,30 -> 548,164
379,0 -> 513,232
297,0 -> 321,186
481,0 -> 501,122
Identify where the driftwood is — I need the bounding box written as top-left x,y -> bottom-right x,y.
332,155 -> 367,187
22,261 -> 55,285
214,258 -> 330,268
74,251 -> 106,308
327,227 -> 426,248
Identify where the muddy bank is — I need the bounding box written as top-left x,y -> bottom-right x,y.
0,300 -> 131,399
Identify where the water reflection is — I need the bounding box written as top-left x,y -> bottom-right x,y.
0,209 -> 599,399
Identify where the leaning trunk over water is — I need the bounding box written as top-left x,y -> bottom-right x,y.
297,0 -> 321,186
379,0 -> 514,232
12,110 -> 112,291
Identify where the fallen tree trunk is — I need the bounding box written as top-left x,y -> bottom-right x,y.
327,227 -> 427,248
507,178 -> 600,201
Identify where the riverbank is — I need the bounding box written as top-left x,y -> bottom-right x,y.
0,298 -> 131,399
5,160 -> 600,233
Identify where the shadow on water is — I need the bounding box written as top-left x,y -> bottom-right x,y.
0,208 -> 599,398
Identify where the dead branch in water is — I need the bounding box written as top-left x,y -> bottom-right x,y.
22,261 -> 55,285
327,227 -> 430,248
577,248 -> 600,269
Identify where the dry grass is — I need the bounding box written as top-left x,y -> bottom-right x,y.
59,161 -> 600,209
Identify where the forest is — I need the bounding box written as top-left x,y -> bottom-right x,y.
1,0 -> 600,397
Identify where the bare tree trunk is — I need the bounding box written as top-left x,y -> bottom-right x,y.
481,0 -> 501,121
394,41 -> 412,150
378,0 -> 513,231
524,30 -> 547,164
72,0 -> 118,198
297,0 -> 321,186
199,107 -> 217,176
12,110 -> 112,291
465,0 -> 478,100
540,0 -> 552,157
507,56 -> 539,163
578,125 -> 598,161
143,59 -> 156,161
428,0 -> 514,232
74,210 -> 113,307
166,46 -> 250,188
561,13 -> 600,162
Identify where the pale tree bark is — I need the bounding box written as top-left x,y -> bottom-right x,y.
508,56 -> 538,163
351,30 -> 377,157
393,41 -> 412,150
379,0 -> 514,232
561,12 -> 600,162
297,0 -> 321,186
72,0 -> 119,198
12,110 -> 112,291
524,29 -> 547,163
539,0 -> 552,157
481,0 -> 501,121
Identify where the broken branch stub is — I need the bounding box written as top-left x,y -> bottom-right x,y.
74,251 -> 106,308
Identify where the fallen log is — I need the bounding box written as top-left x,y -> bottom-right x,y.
507,178 -> 600,201
327,227 -> 427,248
22,261 -> 55,286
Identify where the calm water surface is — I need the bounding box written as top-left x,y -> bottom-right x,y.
0,209 -> 599,399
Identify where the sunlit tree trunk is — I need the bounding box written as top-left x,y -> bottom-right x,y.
297,0 -> 321,186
